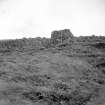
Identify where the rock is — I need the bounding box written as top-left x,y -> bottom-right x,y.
51,29 -> 73,45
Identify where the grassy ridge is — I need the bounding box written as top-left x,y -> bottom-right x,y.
0,29 -> 105,105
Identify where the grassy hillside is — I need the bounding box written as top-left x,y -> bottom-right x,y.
0,29 -> 105,105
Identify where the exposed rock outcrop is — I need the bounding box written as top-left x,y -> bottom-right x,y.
51,29 -> 74,45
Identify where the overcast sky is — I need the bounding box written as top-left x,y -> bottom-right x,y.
0,0 -> 105,39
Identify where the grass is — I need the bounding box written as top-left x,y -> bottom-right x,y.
0,34 -> 105,105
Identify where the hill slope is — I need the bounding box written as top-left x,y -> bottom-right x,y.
0,29 -> 105,105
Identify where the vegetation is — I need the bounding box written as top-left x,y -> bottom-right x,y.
0,29 -> 105,105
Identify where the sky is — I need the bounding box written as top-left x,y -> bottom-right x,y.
0,0 -> 105,39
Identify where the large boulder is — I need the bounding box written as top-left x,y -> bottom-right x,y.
51,29 -> 74,45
